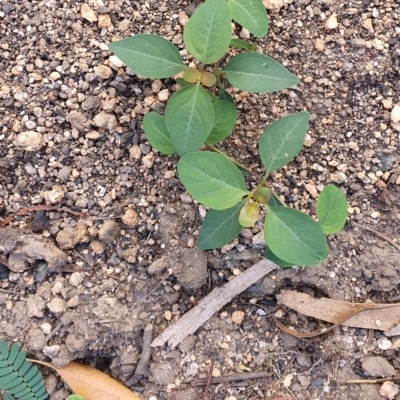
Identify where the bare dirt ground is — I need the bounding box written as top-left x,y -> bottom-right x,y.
0,0 -> 400,399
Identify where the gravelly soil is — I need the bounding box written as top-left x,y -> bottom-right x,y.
0,0 -> 400,399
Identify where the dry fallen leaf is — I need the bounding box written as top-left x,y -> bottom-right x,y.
81,4 -> 98,22
30,360 -> 141,400
277,290 -> 400,332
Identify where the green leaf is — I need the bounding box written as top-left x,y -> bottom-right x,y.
198,201 -> 245,250
165,84 -> 214,156
0,341 -> 9,359
218,86 -> 234,103
176,80 -> 218,102
183,0 -> 232,64
222,53 -> 300,93
67,395 -> 86,400
7,344 -> 19,365
175,77 -> 191,88
317,185 -> 348,234
205,100 -> 237,144
227,0 -> 268,37
264,206 -> 327,266
178,152 -> 249,210
263,247 -> 294,268
229,38 -> 251,50
268,193 -> 284,207
259,112 -> 310,175
108,34 -> 187,79
143,112 -> 176,155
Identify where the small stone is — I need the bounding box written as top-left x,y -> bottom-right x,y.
86,130 -> 102,140
263,0 -> 284,11
43,345 -> 60,358
164,171 -> 175,179
371,211 -> 380,219
47,298 -> 66,314
98,14 -> 112,28
305,183 -> 318,198
330,172 -> 347,184
122,247 -> 138,263
315,38 -> 325,51
66,110 -> 91,132
164,310 -> 172,321
362,18 -> 373,30
325,14 -> 338,30
178,11 -> 189,26
391,104 -> 400,123
56,225 -> 90,250
90,240 -> 106,254
157,89 -> 170,102
121,208 -> 139,227
118,19 -> 130,32
240,27 -> 251,39
49,71 -> 61,80
66,334 -> 87,353
98,220 -> 120,243
379,381 -> 399,400
142,152 -> 155,169
67,296 -> 80,308
58,166 -> 71,182
283,373 -> 294,388
296,354 -> 312,367
27,295 -> 46,318
33,107 -> 43,117
102,98 -> 116,112
81,4 -> 97,22
93,111 -> 117,131
14,131 -> 44,151
40,185 -> 64,205
109,55 -> 124,70
94,65 -> 113,80
382,99 -> 393,109
69,272 -> 84,287
27,328 -> 46,351
348,141 -> 359,152
362,356 -> 396,377
129,145 -> 141,159
377,337 -> 392,351
40,322 -> 52,334
231,311 -> 244,324
371,38 -> 385,51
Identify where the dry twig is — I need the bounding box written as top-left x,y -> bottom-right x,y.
193,370 -> 273,386
127,324 -> 153,386
200,359 -> 215,400
352,221 -> 400,253
0,205 -> 85,228
151,259 -> 278,348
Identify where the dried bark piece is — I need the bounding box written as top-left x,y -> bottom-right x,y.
151,259 -> 278,348
0,226 -> 67,272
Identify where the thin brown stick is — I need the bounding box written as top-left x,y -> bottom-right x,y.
0,288 -> 21,295
151,259 -> 278,348
45,322 -> 63,343
200,359 -> 215,400
0,205 -> 85,228
128,324 -> 153,385
341,376 -> 400,384
193,370 -> 273,386
352,221 -> 400,253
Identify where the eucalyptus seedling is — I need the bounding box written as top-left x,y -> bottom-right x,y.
108,0 -> 348,267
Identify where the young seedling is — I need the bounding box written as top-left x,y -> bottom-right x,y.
108,0 -> 348,267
